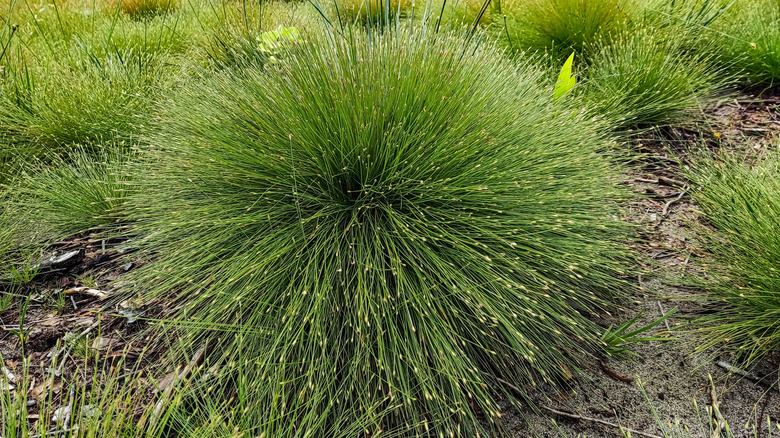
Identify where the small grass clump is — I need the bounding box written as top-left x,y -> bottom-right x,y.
126,26 -> 634,436
688,150 -> 780,364
504,0 -> 630,61
582,28 -> 729,130
118,0 -> 177,18
0,50 -> 165,154
0,145 -> 132,274
712,0 -> 780,86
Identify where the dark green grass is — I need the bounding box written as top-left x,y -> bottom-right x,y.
506,0 -> 631,61
125,26 -> 634,436
688,150 -> 780,365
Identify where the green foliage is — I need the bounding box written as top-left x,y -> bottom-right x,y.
126,27 -> 633,436
120,0 -> 178,18
337,0 -> 411,25
554,52 -> 577,100
505,0 -> 630,61
8,295 -> 32,355
0,51 -> 165,153
688,150 -> 780,365
1,347 -> 168,438
711,0 -> 780,85
0,291 -> 11,312
635,0 -> 735,29
206,25 -> 301,69
602,307 -> 675,361
582,28 -> 729,129
4,145 -> 132,234
0,145 -> 132,279
9,262 -> 39,285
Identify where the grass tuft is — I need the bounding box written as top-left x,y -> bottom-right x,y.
582,27 -> 730,130
125,26 -> 634,436
0,145 -> 132,276
712,0 -> 780,86
119,0 -> 177,18
505,0 -> 630,61
688,149 -> 780,365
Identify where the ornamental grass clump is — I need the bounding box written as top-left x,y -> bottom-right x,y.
0,145 -> 132,273
127,27 -> 633,436
582,28 -> 729,130
0,50 -> 166,154
505,0 -> 630,61
118,0 -> 177,17
688,151 -> 780,365
712,0 -> 780,86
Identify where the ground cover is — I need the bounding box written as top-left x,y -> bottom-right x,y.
2,0 -> 780,436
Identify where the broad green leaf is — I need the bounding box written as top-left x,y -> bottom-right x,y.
554,52 -> 576,100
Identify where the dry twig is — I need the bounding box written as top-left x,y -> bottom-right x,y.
662,188 -> 688,216
709,375 -> 726,438
63,287 -> 108,300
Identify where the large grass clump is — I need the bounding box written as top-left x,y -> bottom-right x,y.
126,27 -> 633,436
689,150 -> 780,365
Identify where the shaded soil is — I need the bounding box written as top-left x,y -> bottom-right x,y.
1,90 -> 780,437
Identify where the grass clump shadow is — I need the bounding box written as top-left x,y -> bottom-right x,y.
125,25 -> 636,436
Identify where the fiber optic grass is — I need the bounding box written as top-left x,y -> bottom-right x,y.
119,0 -> 177,17
126,26 -> 634,436
336,0 -> 411,24
688,150 -> 780,365
582,28 -> 729,130
1,0 -> 182,57
635,0 -> 734,29
0,145 -> 132,275
504,0 -> 631,61
0,50 -> 167,153
9,145 -> 133,232
711,0 -> 780,86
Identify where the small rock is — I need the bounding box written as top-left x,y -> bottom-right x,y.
122,262 -> 134,272
37,250 -> 84,272
2,366 -> 15,384
82,404 -> 99,418
52,405 -> 71,424
119,308 -> 140,323
26,400 -> 36,407
649,213 -> 658,222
